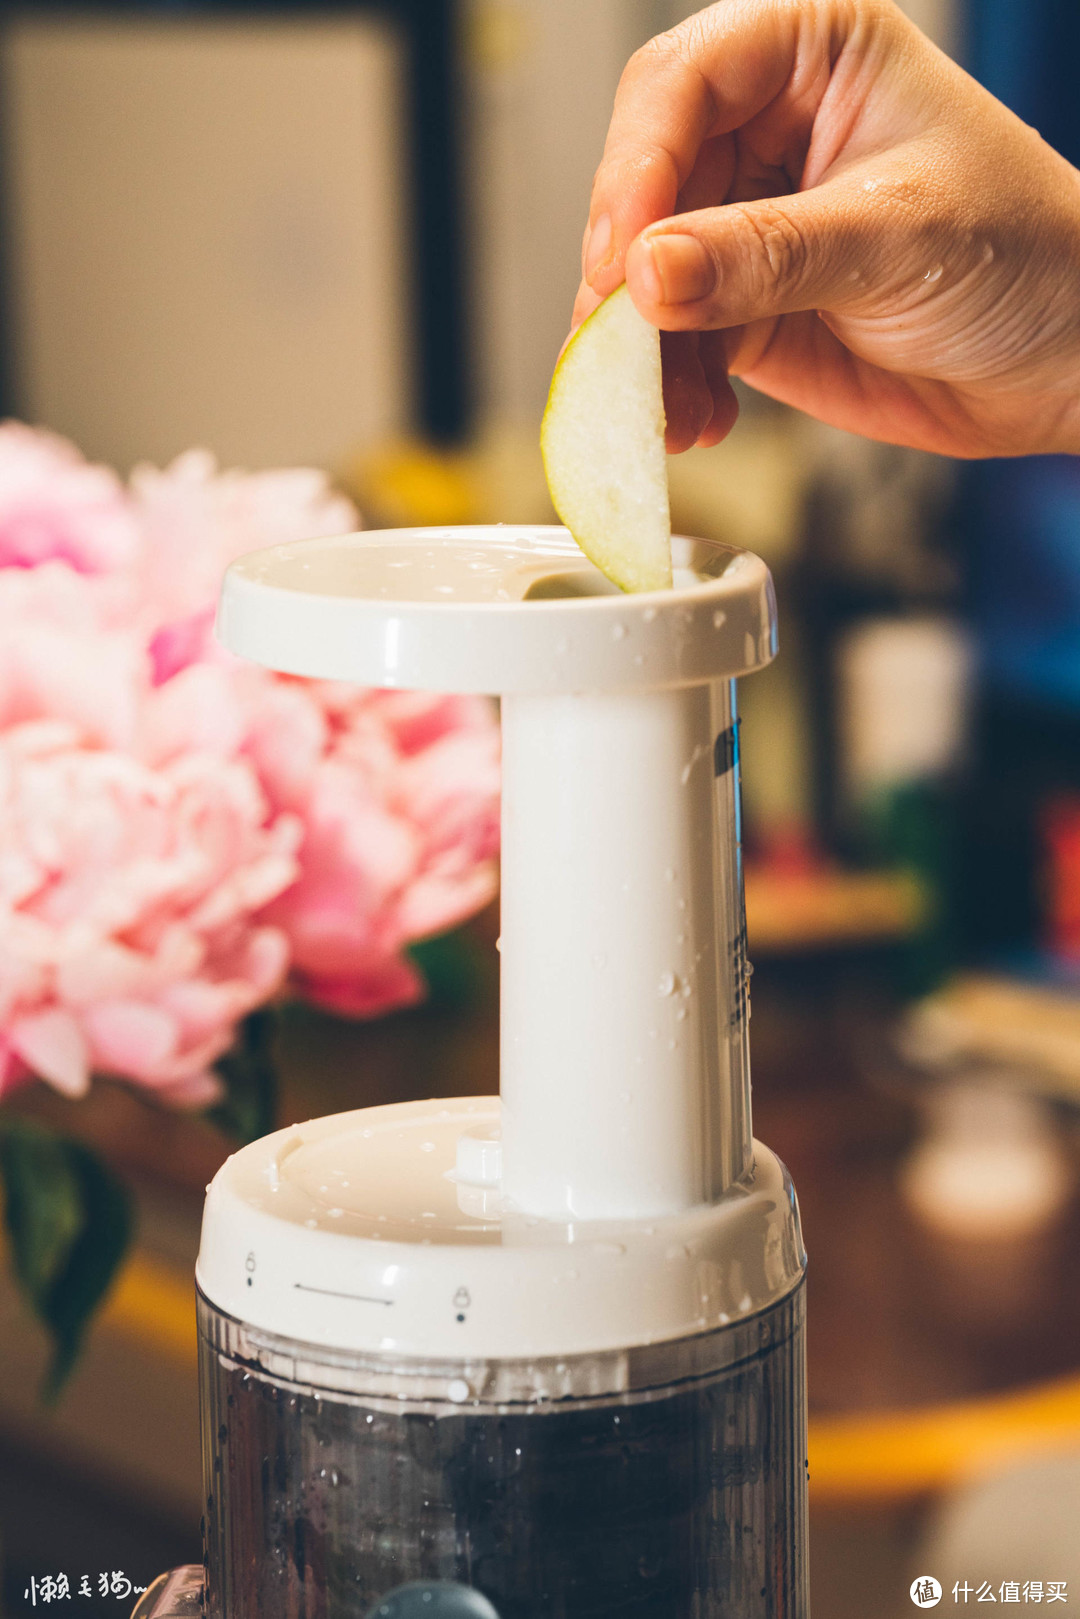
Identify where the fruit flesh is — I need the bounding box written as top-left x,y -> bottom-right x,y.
541,285 -> 672,593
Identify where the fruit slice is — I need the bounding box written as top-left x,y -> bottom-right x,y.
541,284 -> 672,593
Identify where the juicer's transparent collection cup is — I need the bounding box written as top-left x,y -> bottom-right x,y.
199,1283 -> 806,1618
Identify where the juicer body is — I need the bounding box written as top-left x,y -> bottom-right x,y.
193,1097 -> 807,1619
174,527 -> 811,1619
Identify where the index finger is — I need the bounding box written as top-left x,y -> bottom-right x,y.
583,1 -> 821,295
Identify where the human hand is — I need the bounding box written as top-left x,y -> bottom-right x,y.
571,0 -> 1080,458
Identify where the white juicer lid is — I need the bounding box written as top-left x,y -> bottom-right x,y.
196,1098 -> 805,1362
216,526 -> 777,695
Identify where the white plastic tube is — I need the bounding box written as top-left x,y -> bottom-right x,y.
499,679 -> 751,1220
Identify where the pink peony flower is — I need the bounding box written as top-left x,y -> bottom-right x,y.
0,564 -> 147,750
139,666 -> 501,1017
0,720 -> 300,1105
131,449 -> 357,637
0,421 -> 139,573
254,686 -> 500,1017
0,425 -> 503,1103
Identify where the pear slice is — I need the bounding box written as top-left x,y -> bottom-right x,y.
541,284 -> 672,593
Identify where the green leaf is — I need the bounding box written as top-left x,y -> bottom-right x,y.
0,1119 -> 133,1400
408,929 -> 489,1013
204,1007 -> 280,1145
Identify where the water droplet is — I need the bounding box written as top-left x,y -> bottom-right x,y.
447,1378 -> 470,1404
327,1207 -> 344,1218
981,241 -> 995,264
420,1140 -> 436,1153
712,609 -> 726,628
676,1007 -> 688,1022
658,971 -> 676,996
611,623 -> 627,641
643,606 -> 657,623
680,744 -> 705,783
305,1218 -> 318,1229
923,264 -> 943,283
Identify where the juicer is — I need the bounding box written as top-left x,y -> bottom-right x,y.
136,525 -> 808,1619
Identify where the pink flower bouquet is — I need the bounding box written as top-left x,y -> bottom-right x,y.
0,425 -> 500,1391
0,432 -> 500,1106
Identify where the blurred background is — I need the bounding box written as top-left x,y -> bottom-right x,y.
2,0 -> 1080,1615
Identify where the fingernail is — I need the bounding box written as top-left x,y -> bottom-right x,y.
584,214 -> 612,284
646,234 -> 715,304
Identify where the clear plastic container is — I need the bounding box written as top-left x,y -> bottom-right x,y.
198,1283 -> 807,1618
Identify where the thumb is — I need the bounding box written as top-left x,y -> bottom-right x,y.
625,182 -> 900,331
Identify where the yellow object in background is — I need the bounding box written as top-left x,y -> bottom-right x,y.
348,441 -> 480,530
344,427 -> 557,531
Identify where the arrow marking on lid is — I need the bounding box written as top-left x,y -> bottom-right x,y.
293,1283 -> 394,1306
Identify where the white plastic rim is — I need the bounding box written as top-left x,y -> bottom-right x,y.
216,526 -> 777,695
196,1099 -> 806,1361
